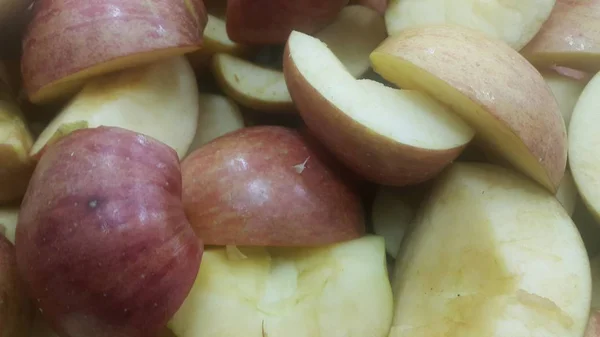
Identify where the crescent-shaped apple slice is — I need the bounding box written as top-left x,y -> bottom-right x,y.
370,25 -> 566,192
212,5 -> 387,112
522,0 -> 600,72
30,56 -> 200,160
0,208 -> 18,244
283,30 -> 474,186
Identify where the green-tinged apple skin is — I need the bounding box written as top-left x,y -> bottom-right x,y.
169,236 -> 393,337
15,127 -> 202,337
226,0 -> 348,44
182,125 -> 365,246
0,235 -> 33,337
21,0 -> 208,103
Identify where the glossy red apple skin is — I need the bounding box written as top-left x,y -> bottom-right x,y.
15,127 -> 202,337
182,125 -> 365,246
21,0 -> 208,102
0,235 -> 33,337
226,0 -> 349,44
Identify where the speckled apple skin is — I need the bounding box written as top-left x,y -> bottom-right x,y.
182,125 -> 365,246
21,0 -> 208,99
226,0 -> 348,44
15,126 -> 202,337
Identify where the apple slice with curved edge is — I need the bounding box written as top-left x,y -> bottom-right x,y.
542,68 -> 588,128
284,30 -> 474,186
568,71 -> 600,223
30,56 -> 199,160
390,162 -> 591,337
187,14 -> 254,71
185,93 -> 245,156
556,170 -> 578,216
372,186 -> 415,258
371,25 -> 567,192
21,0 -> 208,104
212,5 -> 387,112
522,0 -> 600,72
169,236 -> 393,337
384,0 -> 555,50
0,207 -> 18,244
0,84 -> 35,203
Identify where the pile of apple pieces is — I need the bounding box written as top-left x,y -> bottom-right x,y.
2,0 -> 600,337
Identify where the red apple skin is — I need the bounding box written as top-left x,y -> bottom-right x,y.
586,309 -> 600,337
0,235 -> 33,337
21,0 -> 208,102
15,126 -> 202,337
226,0 -> 349,44
182,125 -> 365,246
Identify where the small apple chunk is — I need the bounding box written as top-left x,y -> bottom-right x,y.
16,127 -> 202,337
185,93 -> 245,156
371,25 -> 567,192
384,0 -> 555,50
284,31 -> 474,186
372,186 -> 415,258
212,5 -> 387,112
21,0 -> 208,104
31,56 -> 200,160
0,207 -> 18,244
169,236 -> 393,337
182,125 -> 364,246
522,0 -> 600,72
542,69 -> 588,128
390,162 -> 591,337
225,0 -> 348,44
0,235 -> 33,337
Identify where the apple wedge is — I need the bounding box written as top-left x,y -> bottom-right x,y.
212,5 -> 387,112
522,0 -> 600,72
568,71 -> 600,223
185,93 -> 245,156
169,236 -> 393,337
21,0 -> 208,104
372,186 -> 415,258
542,69 -> 588,128
390,162 -> 591,337
384,0 -> 556,50
186,14 -> 254,71
0,207 -> 18,244
371,25 -> 567,192
30,56 -> 199,160
284,31 -> 474,186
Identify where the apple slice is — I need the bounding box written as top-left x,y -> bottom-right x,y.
169,236 -> 393,337
542,69 -> 588,128
568,71 -> 600,223
556,170 -> 578,216
371,186 -> 415,258
522,0 -> 600,72
384,0 -> 555,50
212,5 -> 387,112
181,126 -> 365,246
185,93 -> 245,156
284,31 -> 474,186
0,207 -> 19,244
390,162 -> 591,337
21,0 -> 208,104
30,56 -> 200,160
225,0 -> 347,44
186,14 -> 254,71
371,25 -> 567,192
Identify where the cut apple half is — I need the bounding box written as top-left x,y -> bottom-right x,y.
0,207 -> 18,244
187,14 -> 254,71
371,25 -> 567,192
284,30 -> 474,186
372,186 -> 415,258
542,69 -> 588,128
30,56 -> 200,160
390,162 -> 591,337
185,93 -> 245,156
569,71 -> 600,223
21,0 -> 208,104
212,5 -> 387,112
521,0 -> 600,72
169,236 -> 393,337
384,0 -> 555,50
